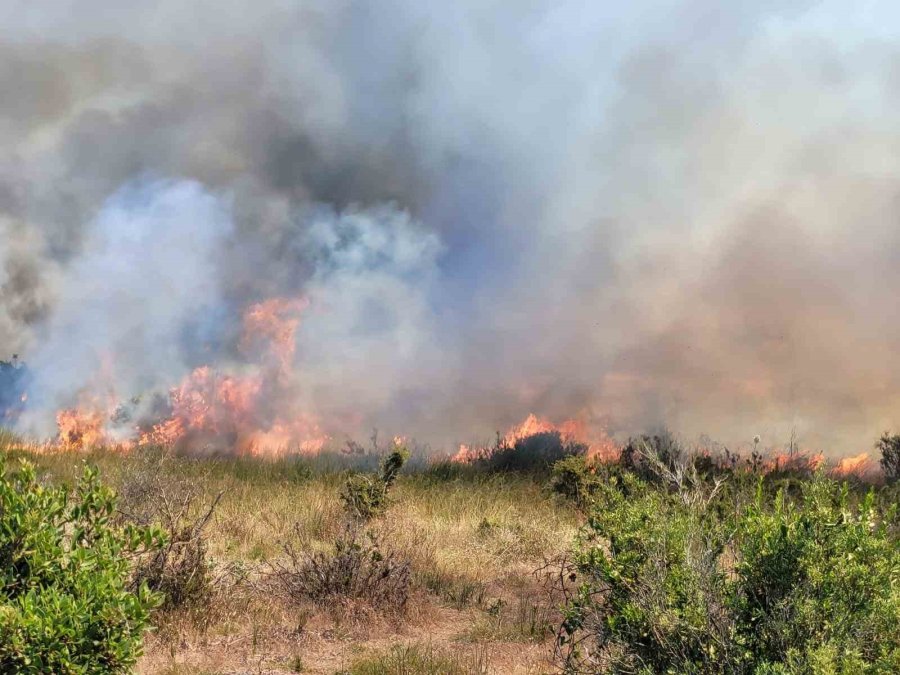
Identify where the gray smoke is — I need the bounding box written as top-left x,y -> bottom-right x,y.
3,1 -> 900,453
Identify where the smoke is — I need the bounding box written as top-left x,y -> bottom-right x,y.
3,1 -> 900,452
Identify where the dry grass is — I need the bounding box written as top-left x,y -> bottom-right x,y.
4,444 -> 578,673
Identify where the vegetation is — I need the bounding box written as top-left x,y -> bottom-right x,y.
0,429 -> 896,673
877,432 -> 900,483
557,453 -> 900,673
465,431 -> 587,473
0,460 -> 163,674
340,444 -> 409,520
341,642 -> 489,674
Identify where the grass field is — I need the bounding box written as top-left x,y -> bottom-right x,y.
7,443 -> 577,674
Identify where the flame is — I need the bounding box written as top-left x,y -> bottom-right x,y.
240,297 -> 308,377
762,451 -> 825,474
140,363 -> 328,456
830,452 -> 874,478
52,296 -> 329,455
56,407 -> 107,449
452,413 -> 620,463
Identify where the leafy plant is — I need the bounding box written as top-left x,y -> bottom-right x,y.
340,445 -> 409,520
558,472 -> 900,673
0,460 -> 164,674
549,455 -> 603,507
270,526 -> 411,614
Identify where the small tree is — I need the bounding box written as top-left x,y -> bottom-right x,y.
876,433 -> 900,483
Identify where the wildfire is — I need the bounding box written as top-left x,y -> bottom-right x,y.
56,407 -> 106,449
452,413 -> 620,463
50,295 -> 329,456
762,451 -> 825,474
830,452 -> 874,478
240,297 -> 308,377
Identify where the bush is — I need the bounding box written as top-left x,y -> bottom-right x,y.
271,527 -> 411,615
549,455 -> 603,507
340,445 -> 409,520
0,461 -> 163,673
558,473 -> 900,673
877,433 -> 900,483
119,449 -> 222,612
620,430 -> 683,481
468,431 -> 587,474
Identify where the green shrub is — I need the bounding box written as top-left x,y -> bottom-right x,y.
559,473 -> 900,674
340,446 -> 409,520
0,461 -> 164,673
549,455 -> 603,507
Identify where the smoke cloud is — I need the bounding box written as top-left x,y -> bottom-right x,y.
3,1 -> 900,453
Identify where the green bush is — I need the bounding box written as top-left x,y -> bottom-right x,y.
340,446 -> 409,520
559,473 -> 900,674
549,455 -> 604,507
0,461 -> 164,673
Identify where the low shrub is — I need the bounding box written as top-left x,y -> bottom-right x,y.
558,473 -> 900,673
119,449 -> 223,612
271,526 -> 411,615
620,429 -> 683,481
468,431 -> 587,474
0,461 -> 164,673
549,455 -> 604,507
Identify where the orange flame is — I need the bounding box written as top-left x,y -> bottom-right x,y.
54,295 -> 329,456
830,452 -> 874,478
452,413 -> 619,463
761,451 -> 825,474
240,297 -> 308,378
56,407 -> 107,449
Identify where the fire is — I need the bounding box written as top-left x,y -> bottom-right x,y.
452,413 -> 620,463
56,407 -> 106,449
762,451 -> 825,474
240,297 -> 308,377
51,295 -> 329,456
139,366 -> 264,447
830,452 -> 874,478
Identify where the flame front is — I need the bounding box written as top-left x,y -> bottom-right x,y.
52,296 -> 329,455
56,407 -> 106,449
830,452 -> 874,478
452,413 -> 620,463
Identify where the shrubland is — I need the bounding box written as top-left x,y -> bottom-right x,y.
0,429 -> 896,673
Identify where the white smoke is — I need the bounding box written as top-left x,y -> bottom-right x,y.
18,179 -> 231,436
